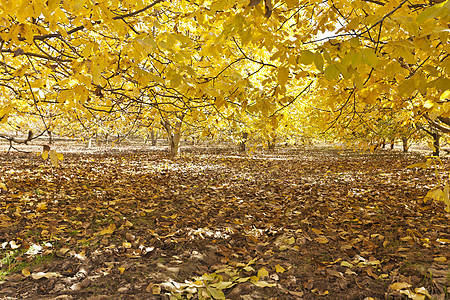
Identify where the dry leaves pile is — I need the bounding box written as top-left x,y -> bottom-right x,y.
0,145 -> 449,299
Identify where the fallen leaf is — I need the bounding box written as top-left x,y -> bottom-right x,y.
206,286 -> 225,299
123,220 -> 133,227
311,228 -> 323,234
288,290 -> 304,297
326,269 -> 344,279
98,223 -> 116,235
275,264 -> 285,273
152,284 -> 161,295
315,236 -> 329,244
9,241 -> 20,249
414,287 -> 431,297
397,247 -> 409,252
399,289 -> 425,300
257,267 -> 269,278
31,272 -> 62,280
433,256 -> 447,262
286,237 -> 295,244
253,280 -> 276,287
341,261 -> 353,268
212,281 -> 234,289
389,282 -> 412,291
22,267 -> 30,277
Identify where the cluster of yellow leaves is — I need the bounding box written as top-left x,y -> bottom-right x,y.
0,0 -> 449,155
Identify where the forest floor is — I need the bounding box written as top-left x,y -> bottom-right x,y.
0,144 -> 449,300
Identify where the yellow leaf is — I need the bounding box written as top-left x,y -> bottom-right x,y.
437,238 -> 450,244
311,228 -> 323,234
286,237 -> 295,244
206,286 -> 225,299
443,182 -> 450,212
123,242 -> 132,249
49,150 -> 59,167
298,50 -> 315,65
257,267 -> 269,278
284,0 -> 299,8
389,282 -> 411,291
31,272 -> 62,280
124,220 -> 134,227
22,267 -> 31,277
118,267 -> 125,274
315,236 -> 329,244
57,152 -> 64,161
275,264 -> 285,273
361,49 -> 379,67
47,0 -> 59,11
170,74 -> 182,87
340,261 -> 353,268
433,256 -> 447,262
253,281 -> 276,287
324,64 -> 340,80
399,290 -> 425,300
277,66 -> 289,85
415,287 -> 431,298
424,188 -> 443,203
0,182 -> 7,191
314,52 -> 324,71
98,223 -> 116,235
42,151 -> 49,160
36,202 -> 47,211
147,283 -> 161,295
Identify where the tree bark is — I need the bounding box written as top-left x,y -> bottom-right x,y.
238,132 -> 248,152
432,132 -> 440,156
151,130 -> 158,146
48,131 -> 53,144
267,137 -> 276,150
162,117 -> 183,157
402,137 -> 409,152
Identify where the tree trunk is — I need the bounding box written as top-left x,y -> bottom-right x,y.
267,137 -> 276,150
390,139 -> 395,150
239,132 -> 248,152
432,132 -> 440,156
163,118 -> 183,157
151,130 -> 158,146
381,138 -> 386,149
48,131 -> 53,144
402,137 -> 409,152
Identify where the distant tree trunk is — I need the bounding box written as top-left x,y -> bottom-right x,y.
151,130 -> 158,146
432,132 -> 440,156
48,131 -> 53,144
163,117 -> 183,157
402,137 -> 409,152
267,137 -> 276,150
381,138 -> 386,149
238,132 -> 248,152
390,139 -> 395,149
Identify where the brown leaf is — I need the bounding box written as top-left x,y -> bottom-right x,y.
13,48 -> 24,57
248,0 -> 261,6
264,0 -> 273,17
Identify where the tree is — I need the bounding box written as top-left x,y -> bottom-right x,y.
1,0 -> 449,158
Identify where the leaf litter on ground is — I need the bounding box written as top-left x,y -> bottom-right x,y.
0,145 -> 449,299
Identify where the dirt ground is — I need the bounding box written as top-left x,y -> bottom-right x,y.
0,143 -> 449,299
